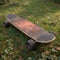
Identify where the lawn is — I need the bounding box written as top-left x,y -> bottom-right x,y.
0,0 -> 60,60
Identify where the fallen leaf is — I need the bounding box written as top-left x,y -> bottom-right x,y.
44,50 -> 49,55
28,57 -> 32,60
56,47 -> 60,51
18,56 -> 23,60
51,48 -> 57,53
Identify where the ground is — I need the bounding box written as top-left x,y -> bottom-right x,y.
0,0 -> 60,60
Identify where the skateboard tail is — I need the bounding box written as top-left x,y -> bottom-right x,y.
6,14 -> 19,20
38,36 -> 56,43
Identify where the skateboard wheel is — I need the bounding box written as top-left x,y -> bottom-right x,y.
26,39 -> 36,50
3,21 -> 10,27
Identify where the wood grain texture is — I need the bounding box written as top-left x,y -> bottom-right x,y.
7,14 -> 56,43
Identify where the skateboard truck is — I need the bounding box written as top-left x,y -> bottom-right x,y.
3,21 -> 10,27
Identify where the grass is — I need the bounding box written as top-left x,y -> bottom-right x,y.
0,0 -> 60,60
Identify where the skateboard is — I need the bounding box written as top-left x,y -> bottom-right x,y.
3,14 -> 56,50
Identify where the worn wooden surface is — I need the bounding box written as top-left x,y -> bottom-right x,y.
7,14 -> 55,43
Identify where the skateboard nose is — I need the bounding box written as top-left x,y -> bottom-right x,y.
7,14 -> 17,19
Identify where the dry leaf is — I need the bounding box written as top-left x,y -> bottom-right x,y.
56,47 -> 60,51
18,56 -> 23,60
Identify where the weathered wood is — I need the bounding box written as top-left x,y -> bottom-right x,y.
7,14 -> 56,43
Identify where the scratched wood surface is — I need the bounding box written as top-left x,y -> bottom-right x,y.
7,14 -> 55,43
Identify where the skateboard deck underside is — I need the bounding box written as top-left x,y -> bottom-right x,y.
7,14 -> 55,43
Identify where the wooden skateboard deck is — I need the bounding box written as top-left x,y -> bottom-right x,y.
6,14 -> 56,43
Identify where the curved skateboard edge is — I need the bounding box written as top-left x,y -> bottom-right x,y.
6,14 -> 20,21
37,36 -> 56,43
